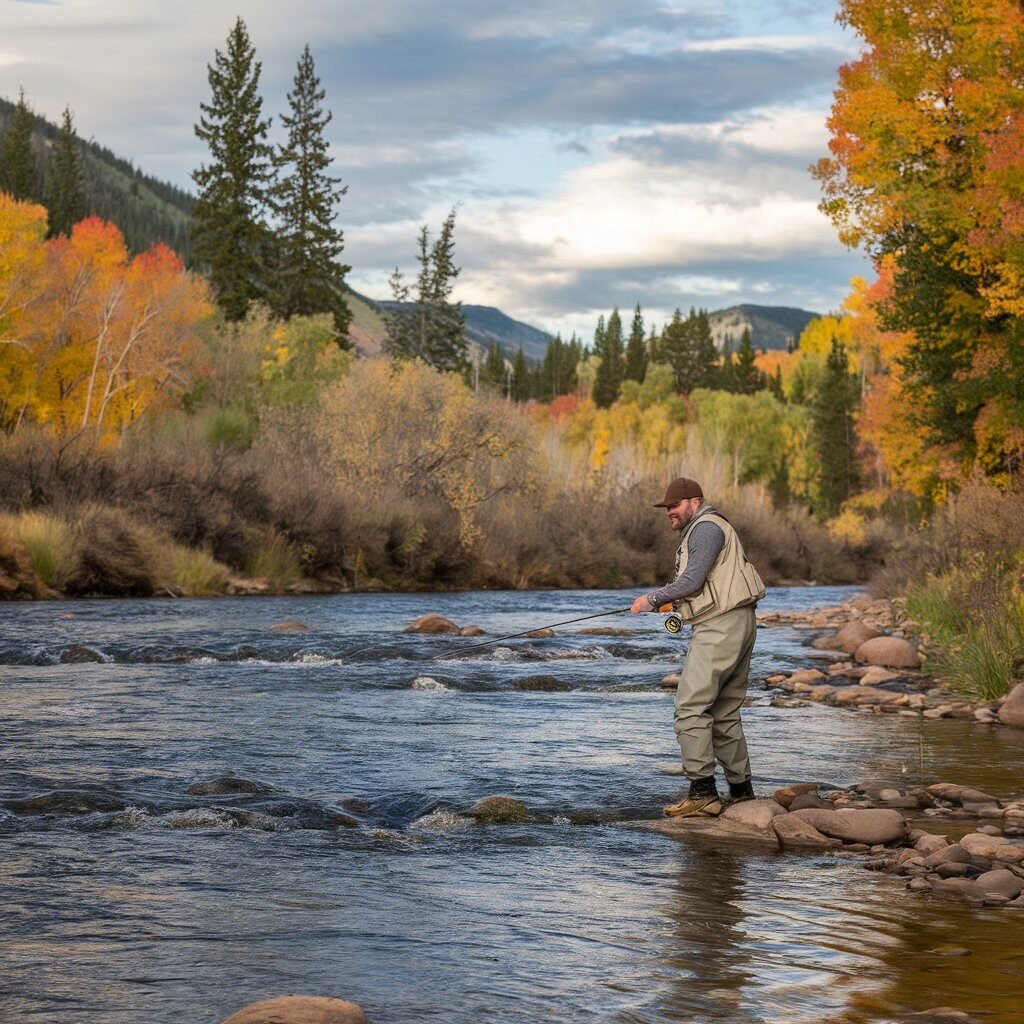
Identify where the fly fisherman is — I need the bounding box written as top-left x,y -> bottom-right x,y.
631,477 -> 766,818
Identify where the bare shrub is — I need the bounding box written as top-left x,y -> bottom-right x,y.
65,505 -> 164,597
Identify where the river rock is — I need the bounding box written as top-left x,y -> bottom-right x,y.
830,620 -> 883,654
719,799 -> 786,831
854,636 -> 921,669
914,833 -> 949,855
661,674 -> 681,689
218,995 -> 368,1024
771,814 -> 841,850
404,614 -> 460,635
60,645 -> 107,663
789,792 -> 831,810
998,682 -> 1024,729
186,777 -> 279,796
974,868 -> 1024,899
789,808 -> 906,845
959,832 -> 1010,859
787,669 -> 826,685
772,783 -> 822,809
858,666 -> 899,687
924,844 -> 971,868
513,676 -> 570,692
459,625 -> 485,636
928,876 -> 978,897
470,796 -> 529,823
524,627 -> 555,638
268,620 -> 309,632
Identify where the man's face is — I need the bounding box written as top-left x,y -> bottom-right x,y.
665,496 -> 701,531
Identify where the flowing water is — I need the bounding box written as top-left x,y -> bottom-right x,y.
2,587 -> 1023,1024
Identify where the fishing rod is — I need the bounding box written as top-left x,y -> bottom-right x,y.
426,605 -> 634,661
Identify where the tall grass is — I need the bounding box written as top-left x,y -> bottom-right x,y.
172,545 -> 230,596
245,534 -> 304,590
6,512 -> 77,589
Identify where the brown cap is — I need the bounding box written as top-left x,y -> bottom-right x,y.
654,477 -> 704,507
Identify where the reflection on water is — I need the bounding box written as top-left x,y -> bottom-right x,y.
1,587 -> 1023,1023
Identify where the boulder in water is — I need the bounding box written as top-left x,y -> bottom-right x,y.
830,620 -> 882,654
470,796 -> 529,823
771,814 -> 842,850
218,995 -> 368,1024
459,625 -> 485,636
772,783 -> 823,809
60,645 -> 107,663
268,620 -> 309,632
524,627 -> 555,638
789,807 -> 906,845
974,868 -> 1024,900
404,614 -> 460,635
719,799 -> 786,831
854,636 -> 921,669
998,682 -> 1024,729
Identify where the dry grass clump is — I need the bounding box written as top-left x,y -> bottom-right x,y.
172,546 -> 231,596
8,512 -> 77,588
65,505 -> 164,597
245,533 -> 304,590
0,518 -> 46,598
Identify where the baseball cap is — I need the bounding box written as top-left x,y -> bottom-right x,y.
654,477 -> 704,507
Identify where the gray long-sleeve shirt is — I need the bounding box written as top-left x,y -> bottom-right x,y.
646,509 -> 725,607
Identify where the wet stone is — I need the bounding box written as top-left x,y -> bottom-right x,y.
470,796 -> 530,824
186,777 -> 279,796
513,676 -> 571,692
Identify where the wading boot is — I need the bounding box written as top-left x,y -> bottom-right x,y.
663,776 -> 722,818
726,778 -> 755,804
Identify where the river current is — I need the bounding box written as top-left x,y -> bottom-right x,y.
2,587 -> 1023,1023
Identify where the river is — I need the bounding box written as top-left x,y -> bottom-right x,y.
2,586 -> 1023,1023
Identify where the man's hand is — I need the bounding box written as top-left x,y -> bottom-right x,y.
630,595 -> 655,614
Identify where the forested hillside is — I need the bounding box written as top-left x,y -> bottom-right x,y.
0,95 -> 193,256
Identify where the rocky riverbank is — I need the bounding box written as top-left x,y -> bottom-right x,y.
647,779 -> 1024,910
750,595 -> 1024,730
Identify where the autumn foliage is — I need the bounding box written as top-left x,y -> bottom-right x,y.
0,195 -> 211,440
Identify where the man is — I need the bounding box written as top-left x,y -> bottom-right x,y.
631,477 -> 765,817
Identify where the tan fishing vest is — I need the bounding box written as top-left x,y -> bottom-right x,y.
671,510 -> 766,625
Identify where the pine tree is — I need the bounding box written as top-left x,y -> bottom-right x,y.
769,364 -> 785,402
484,342 -> 506,392
511,347 -> 529,401
731,327 -> 765,394
811,338 -> 860,517
45,106 -> 86,237
383,208 -> 467,372
192,17 -> 275,321
692,309 -> 718,389
1,89 -> 37,201
624,302 -> 647,383
271,45 -> 351,336
593,307 -> 624,407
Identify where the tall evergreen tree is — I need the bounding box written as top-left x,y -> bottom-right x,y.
1,89 -> 37,201
692,309 -> 718,389
624,302 -> 647,383
271,45 -> 351,336
483,341 -> 507,392
593,307 -> 624,407
811,338 -> 860,517
192,18 -> 275,321
384,207 -> 467,372
731,327 -> 765,394
510,347 -> 530,401
45,106 -> 86,237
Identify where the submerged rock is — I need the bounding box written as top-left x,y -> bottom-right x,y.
268,620 -> 309,632
513,675 -> 570,692
218,995 -> 368,1024
404,614 -> 460,635
186,777 -> 279,796
523,627 -> 555,638
470,796 -> 530,824
459,625 -> 485,636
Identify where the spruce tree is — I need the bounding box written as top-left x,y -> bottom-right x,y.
811,338 -> 860,517
692,309 -> 718,389
271,45 -> 351,336
624,302 -> 647,383
511,347 -> 529,401
192,18 -> 275,321
593,307 -> 624,407
732,327 -> 765,394
1,89 -> 37,201
484,342 -> 506,392
383,208 -> 467,372
45,106 -> 86,237
660,308 -> 695,392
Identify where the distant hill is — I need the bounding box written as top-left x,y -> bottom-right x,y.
0,96 -> 194,257
368,296 -> 554,361
708,304 -> 819,352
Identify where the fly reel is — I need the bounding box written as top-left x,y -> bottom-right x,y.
663,613 -> 684,634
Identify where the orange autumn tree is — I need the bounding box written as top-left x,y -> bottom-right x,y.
0,200 -> 211,439
813,0 -> 1024,479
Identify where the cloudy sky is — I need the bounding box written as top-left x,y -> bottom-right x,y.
2,0 -> 870,339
